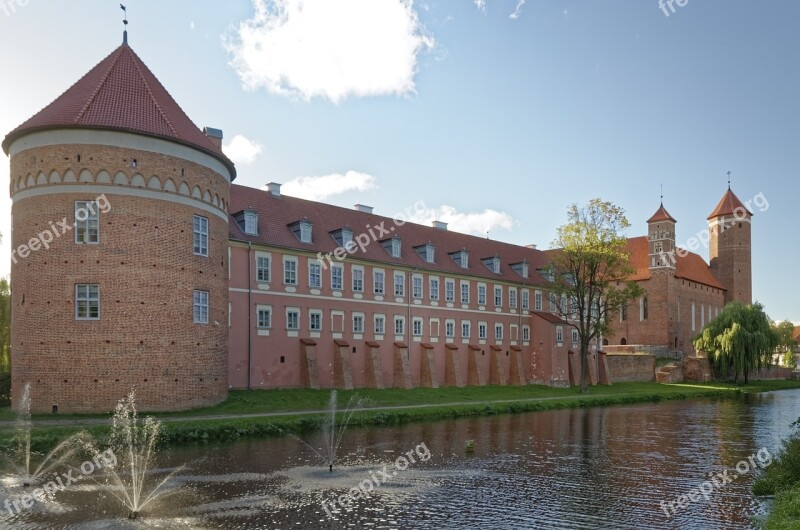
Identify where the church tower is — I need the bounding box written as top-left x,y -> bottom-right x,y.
3,35 -> 236,412
708,186 -> 752,305
647,203 -> 677,270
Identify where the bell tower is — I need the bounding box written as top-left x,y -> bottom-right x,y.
708,185 -> 752,304
647,202 -> 677,270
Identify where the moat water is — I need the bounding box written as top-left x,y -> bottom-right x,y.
2,389 -> 799,529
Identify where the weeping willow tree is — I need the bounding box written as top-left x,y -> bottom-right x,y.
694,302 -> 778,384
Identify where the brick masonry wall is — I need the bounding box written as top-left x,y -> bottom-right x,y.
9,142 -> 230,413
606,354 -> 655,383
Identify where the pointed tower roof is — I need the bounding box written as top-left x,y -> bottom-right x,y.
707,188 -> 751,220
2,42 -> 235,179
647,203 -> 676,223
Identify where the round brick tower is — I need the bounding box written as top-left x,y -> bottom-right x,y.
3,36 -> 236,413
708,187 -> 752,305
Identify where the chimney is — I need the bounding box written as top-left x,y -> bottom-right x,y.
432,221 -> 448,231
203,127 -> 224,149
267,182 -> 281,197
354,204 -> 373,214
526,244 -> 537,250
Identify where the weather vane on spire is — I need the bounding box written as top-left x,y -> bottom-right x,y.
121,4 -> 128,44
727,170 -> 732,189
660,183 -> 663,204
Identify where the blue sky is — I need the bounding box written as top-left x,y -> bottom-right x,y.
0,0 -> 798,322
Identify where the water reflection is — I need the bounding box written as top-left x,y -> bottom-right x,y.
2,390 -> 797,529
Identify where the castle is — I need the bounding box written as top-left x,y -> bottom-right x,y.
3,38 -> 751,413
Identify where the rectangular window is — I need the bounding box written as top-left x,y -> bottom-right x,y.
309,261 -> 321,288
478,322 -> 487,339
495,323 -> 503,341
429,278 -> 439,301
353,314 -> 364,333
192,215 -> 208,256
521,290 -> 529,310
509,288 -> 517,309
572,328 -> 579,344
286,309 -> 299,330
621,303 -> 628,321
256,255 -> 271,282
257,306 -> 271,328
75,284 -> 100,320
535,291 -> 542,311
75,200 -> 100,244
445,279 -> 455,302
461,321 -> 470,338
556,326 -> 564,343
352,267 -> 364,292
478,284 -> 487,305
394,272 -> 405,297
192,289 -> 208,324
413,276 -> 423,299
374,314 -> 385,334
522,325 -> 531,341
461,282 -> 470,304
374,270 -> 385,295
394,316 -> 405,335
494,286 -> 503,307
445,320 -> 455,338
549,293 -> 557,313
284,258 -> 297,285
413,318 -> 423,336
310,311 -> 322,331
331,264 -> 343,290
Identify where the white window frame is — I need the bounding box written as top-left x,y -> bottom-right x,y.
413,317 -> 423,337
309,310 -> 323,331
572,328 -> 579,344
192,214 -> 208,256
76,284 -> 100,320
429,277 -> 440,301
256,253 -> 271,283
495,323 -> 504,341
75,200 -> 100,244
243,211 -> 258,235
494,286 -> 503,307
374,269 -> 385,295
353,313 -> 365,333
461,320 -> 471,338
299,221 -> 312,243
394,272 -> 405,297
413,275 -> 423,299
445,279 -> 455,302
522,325 -> 531,342
509,288 -> 517,309
284,257 -> 298,285
192,289 -> 208,324
521,289 -> 530,310
352,266 -> 364,292
535,291 -> 542,311
286,308 -> 300,330
374,314 -> 386,334
478,322 -> 488,339
556,326 -> 564,343
257,305 -> 271,329
478,284 -> 487,305
331,263 -> 344,291
460,281 -> 470,304
445,319 -> 455,338
309,261 -> 322,288
394,315 -> 405,335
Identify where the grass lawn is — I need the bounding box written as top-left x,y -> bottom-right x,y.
1,380 -> 799,451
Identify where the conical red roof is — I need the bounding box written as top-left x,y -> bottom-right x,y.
707,188 -> 751,219
2,42 -> 235,179
647,203 -> 676,223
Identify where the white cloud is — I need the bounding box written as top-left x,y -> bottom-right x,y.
474,0 -> 486,12
510,0 -> 526,19
280,170 -> 378,200
405,204 -> 515,236
222,134 -> 264,165
224,0 -> 434,103
190,21 -> 196,30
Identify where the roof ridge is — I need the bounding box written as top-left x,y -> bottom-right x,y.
127,48 -> 179,138
73,46 -> 124,125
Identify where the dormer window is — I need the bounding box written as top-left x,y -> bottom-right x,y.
233,209 -> 259,236
538,267 -> 555,282
414,242 -> 435,263
482,256 -> 501,274
331,228 -> 355,251
381,237 -> 401,258
289,219 -> 313,243
244,211 -> 258,235
511,261 -> 529,278
449,249 -> 469,268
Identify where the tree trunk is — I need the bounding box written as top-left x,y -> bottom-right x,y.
580,343 -> 589,393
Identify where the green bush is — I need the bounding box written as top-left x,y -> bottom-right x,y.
0,370 -> 10,407
754,434 -> 800,496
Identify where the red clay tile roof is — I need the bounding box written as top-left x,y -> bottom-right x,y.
708,188 -> 751,220
793,326 -> 800,342
625,236 -> 725,290
533,311 -> 568,325
2,43 -> 235,179
229,184 -> 552,286
647,204 -> 676,223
